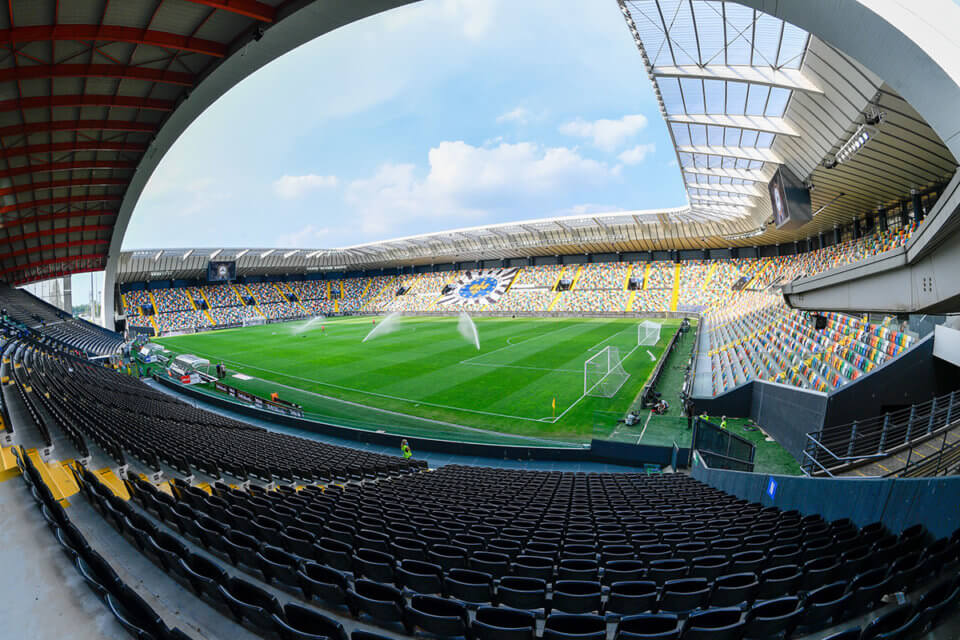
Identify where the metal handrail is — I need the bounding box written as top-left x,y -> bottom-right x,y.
889,427 -> 960,477
805,389 -> 958,473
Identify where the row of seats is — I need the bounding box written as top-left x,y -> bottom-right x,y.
123,224 -> 917,337
11,336 -> 424,484
126,459 -> 960,639
14,448 -> 193,639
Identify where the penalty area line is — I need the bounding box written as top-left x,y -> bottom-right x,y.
172,348 -> 554,425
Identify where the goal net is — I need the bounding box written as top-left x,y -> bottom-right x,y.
242,316 -> 267,327
584,346 -> 630,398
638,320 -> 662,346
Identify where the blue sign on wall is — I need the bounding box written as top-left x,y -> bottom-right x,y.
767,477 -> 778,500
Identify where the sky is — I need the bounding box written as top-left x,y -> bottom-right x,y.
67,0 -> 690,306
121,0 -> 686,251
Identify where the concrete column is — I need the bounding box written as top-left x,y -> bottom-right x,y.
912,191 -> 924,222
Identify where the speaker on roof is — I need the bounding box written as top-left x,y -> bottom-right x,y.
814,314 -> 827,330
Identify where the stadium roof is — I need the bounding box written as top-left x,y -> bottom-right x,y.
117,206 -> 754,281
0,0 -> 422,289
0,0 -> 282,286
618,0 -> 957,241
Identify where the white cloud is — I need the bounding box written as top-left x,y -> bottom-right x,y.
618,143 -> 656,165
496,107 -> 531,125
559,114 -> 649,151
442,0 -> 497,40
345,140 -> 620,236
384,0 -> 497,41
273,174 -> 339,199
277,224 -> 330,248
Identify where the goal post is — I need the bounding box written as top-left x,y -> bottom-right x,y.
584,346 -> 631,398
242,316 -> 266,327
638,320 -> 662,346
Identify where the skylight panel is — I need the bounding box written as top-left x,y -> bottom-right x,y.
689,123 -> 708,145
707,125 -> 724,146
721,156 -> 735,169
680,77 -> 705,112
724,4 -> 754,65
671,122 -> 692,145
628,1 -> 672,66
755,131 -> 775,148
707,155 -> 721,169
704,79 -> 725,113
679,152 -> 695,167
658,77 -> 685,114
745,84 -> 771,115
734,158 -> 749,170
765,87 -> 791,117
777,22 -> 809,69
725,81 -> 748,114
723,126 -> 743,146
691,1 -> 724,62
664,0 -> 699,65
748,160 -> 764,171
740,128 -> 760,147
752,13 -> 784,67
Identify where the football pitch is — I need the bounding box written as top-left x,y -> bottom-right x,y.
155,315 -> 680,444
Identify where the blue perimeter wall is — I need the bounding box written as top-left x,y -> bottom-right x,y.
693,464 -> 960,539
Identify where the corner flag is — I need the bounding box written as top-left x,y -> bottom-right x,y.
552,397 -> 556,417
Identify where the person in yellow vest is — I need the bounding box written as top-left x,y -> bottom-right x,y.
720,416 -> 728,430
401,439 -> 413,459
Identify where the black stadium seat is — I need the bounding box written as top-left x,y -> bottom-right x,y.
272,602 -> 349,640
616,613 -> 682,640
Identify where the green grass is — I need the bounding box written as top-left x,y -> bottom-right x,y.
156,316 -> 679,444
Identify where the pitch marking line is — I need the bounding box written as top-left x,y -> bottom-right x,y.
460,362 -> 582,374
549,341 -> 642,424
459,322 -> 583,365
637,411 -> 653,443
176,349 -> 559,424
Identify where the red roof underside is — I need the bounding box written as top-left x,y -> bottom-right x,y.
0,0 -> 285,285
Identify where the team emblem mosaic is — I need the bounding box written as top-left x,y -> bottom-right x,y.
438,268 -> 519,306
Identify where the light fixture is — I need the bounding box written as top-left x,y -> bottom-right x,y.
830,123 -> 877,167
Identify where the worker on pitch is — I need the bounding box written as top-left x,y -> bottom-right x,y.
401,439 -> 413,459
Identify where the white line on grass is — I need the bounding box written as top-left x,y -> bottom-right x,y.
459,322 -> 583,365
177,349 -> 554,424
585,323 -> 639,352
637,411 -> 653,444
549,341 -> 643,423
460,362 -> 582,374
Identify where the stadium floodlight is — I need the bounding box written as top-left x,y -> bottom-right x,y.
283,250 -> 298,258
585,346 -> 630,398
153,250 -> 163,261
261,249 -> 275,258
209,249 -> 222,259
831,124 -> 876,166
182,249 -> 193,260
638,320 -> 661,346
235,249 -> 249,259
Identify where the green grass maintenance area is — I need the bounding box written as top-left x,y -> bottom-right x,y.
156,315 -> 678,444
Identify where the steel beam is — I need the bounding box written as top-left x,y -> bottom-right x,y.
667,113 -> 800,137
180,0 -> 276,22
0,64 -> 194,86
0,25 -> 227,57
653,64 -> 824,94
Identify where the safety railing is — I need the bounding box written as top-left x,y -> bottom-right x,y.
803,389 -> 959,476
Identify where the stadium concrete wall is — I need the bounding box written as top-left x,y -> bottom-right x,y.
693,465 -> 960,539
696,381 -> 826,463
